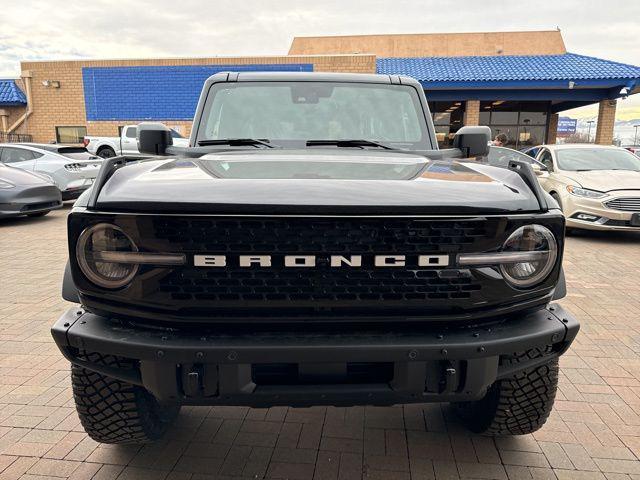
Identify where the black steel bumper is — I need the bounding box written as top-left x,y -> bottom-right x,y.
51,304 -> 579,407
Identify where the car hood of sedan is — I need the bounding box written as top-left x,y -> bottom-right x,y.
0,165 -> 50,186
562,169 -> 640,192
96,149 -> 542,214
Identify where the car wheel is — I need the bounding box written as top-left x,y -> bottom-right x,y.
452,347 -> 558,435
71,353 -> 180,444
97,147 -> 116,159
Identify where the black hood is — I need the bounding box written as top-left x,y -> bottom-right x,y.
95,149 -> 541,214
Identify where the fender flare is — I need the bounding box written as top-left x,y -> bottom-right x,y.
62,260 -> 80,303
552,267 -> 567,300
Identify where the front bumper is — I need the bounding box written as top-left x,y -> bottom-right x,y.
564,192 -> 640,231
52,304 -> 579,407
0,184 -> 63,218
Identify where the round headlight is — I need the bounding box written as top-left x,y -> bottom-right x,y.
499,225 -> 557,288
76,223 -> 138,289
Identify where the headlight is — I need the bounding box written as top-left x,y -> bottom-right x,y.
499,225 -> 558,288
457,224 -> 558,288
566,185 -> 605,199
0,179 -> 15,189
76,223 -> 139,289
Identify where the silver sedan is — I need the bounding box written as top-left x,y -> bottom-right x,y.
0,143 -> 103,201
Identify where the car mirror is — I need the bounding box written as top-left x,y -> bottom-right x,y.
137,122 -> 173,155
453,126 -> 491,158
531,163 -> 547,176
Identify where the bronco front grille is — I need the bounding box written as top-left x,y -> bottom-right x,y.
71,214 -> 562,320
146,217 -> 491,309
604,197 -> 640,212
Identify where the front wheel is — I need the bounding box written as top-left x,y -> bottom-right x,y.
452,350 -> 559,435
71,361 -> 180,444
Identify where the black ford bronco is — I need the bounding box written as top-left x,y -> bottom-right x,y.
52,72 -> 579,444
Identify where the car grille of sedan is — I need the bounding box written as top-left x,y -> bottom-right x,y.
604,197 -> 640,212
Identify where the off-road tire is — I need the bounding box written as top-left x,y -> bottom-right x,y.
453,348 -> 559,435
71,357 -> 180,444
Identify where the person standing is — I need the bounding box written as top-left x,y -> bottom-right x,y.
492,133 -> 508,147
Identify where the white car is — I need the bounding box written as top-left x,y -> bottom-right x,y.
0,143 -> 102,201
84,125 -> 189,158
524,144 -> 640,232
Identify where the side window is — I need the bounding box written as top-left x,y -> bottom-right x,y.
0,147 -> 34,163
125,127 -> 137,138
31,151 -> 44,159
525,147 -> 538,158
538,150 -> 554,171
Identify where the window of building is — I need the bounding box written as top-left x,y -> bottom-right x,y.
479,101 -> 549,148
55,126 -> 87,144
428,101 -> 465,147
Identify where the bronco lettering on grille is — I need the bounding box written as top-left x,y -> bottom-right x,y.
193,255 -> 449,268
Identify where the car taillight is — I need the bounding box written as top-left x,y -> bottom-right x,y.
82,138 -> 90,147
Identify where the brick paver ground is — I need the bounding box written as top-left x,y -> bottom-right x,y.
1,206 -> 639,480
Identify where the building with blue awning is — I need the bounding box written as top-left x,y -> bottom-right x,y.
6,30 -> 640,146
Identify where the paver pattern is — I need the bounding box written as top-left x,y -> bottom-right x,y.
1,206 -> 639,480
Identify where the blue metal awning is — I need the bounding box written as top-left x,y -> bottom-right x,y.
0,80 -> 27,106
376,53 -> 640,111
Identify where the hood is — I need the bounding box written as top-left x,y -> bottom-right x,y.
561,169 -> 640,192
0,165 -> 51,186
96,149 -> 541,214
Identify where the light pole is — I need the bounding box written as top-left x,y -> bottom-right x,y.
634,124 -> 639,146
586,120 -> 595,143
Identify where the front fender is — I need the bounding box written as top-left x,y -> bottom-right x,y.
62,260 -> 80,303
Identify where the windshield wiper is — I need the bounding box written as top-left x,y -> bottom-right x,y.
306,139 -> 396,150
198,138 -> 275,148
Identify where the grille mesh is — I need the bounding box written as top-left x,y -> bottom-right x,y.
150,218 -> 488,305
604,197 -> 640,212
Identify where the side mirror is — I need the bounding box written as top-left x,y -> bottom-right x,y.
453,126 -> 491,158
137,122 -> 173,155
531,163 -> 543,176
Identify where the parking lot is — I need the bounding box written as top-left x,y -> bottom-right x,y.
0,206 -> 639,480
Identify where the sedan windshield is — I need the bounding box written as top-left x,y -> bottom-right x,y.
556,148 -> 640,171
197,82 -> 430,149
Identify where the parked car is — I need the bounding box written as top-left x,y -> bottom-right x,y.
53,72 -> 578,444
84,124 -> 189,158
0,143 -> 102,200
621,145 -> 640,157
0,163 -> 62,218
524,144 -> 640,232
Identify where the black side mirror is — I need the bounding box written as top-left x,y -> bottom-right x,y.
453,126 -> 491,158
137,122 -> 173,155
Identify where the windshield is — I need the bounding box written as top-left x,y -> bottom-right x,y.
197,82 -> 430,149
556,148 -> 640,171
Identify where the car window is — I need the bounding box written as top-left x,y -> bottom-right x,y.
556,148 -> 640,171
538,150 -> 554,171
0,147 -> 35,163
482,146 -> 537,168
170,129 -> 184,139
125,127 -> 137,139
524,147 -> 539,158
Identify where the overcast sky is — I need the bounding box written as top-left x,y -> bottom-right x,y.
1,0 -> 639,120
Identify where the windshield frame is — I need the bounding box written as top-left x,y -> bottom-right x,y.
192,79 -> 436,151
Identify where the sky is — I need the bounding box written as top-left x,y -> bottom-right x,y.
1,0 -> 639,120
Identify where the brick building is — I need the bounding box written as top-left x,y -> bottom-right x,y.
3,30 -> 640,147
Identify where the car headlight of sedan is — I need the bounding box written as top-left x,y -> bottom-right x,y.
0,179 -> 15,189
458,224 -> 558,288
566,185 -> 605,199
76,223 -> 185,289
